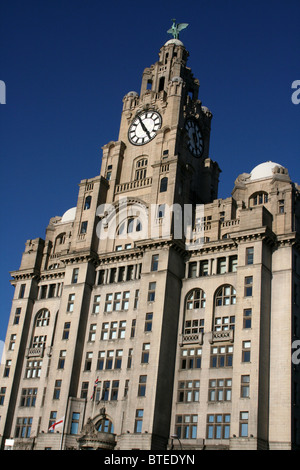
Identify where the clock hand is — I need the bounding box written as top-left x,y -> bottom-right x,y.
138,116 -> 151,139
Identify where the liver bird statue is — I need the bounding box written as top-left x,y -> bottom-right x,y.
167,19 -> 189,40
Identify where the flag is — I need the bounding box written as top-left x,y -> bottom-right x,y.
48,417 -> 64,432
90,377 -> 99,400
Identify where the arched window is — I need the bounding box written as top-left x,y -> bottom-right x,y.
249,191 -> 268,207
135,158 -> 148,180
84,195 -> 92,210
96,417 -> 114,434
215,285 -> 236,306
160,177 -> 168,193
186,288 -> 206,310
53,233 -> 66,254
36,309 -> 50,327
56,233 -> 66,245
117,218 -> 143,235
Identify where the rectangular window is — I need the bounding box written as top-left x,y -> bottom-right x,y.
13,307 -> 21,325
9,334 -> 16,350
210,345 -> 233,368
105,350 -> 114,370
104,294 -> 113,312
15,417 -> 33,438
178,380 -> 200,403
97,351 -> 105,370
4,360 -> 12,378
20,388 -> 38,407
0,387 -> 6,406
101,322 -> 109,340
208,379 -> 232,402
199,260 -> 209,276
84,352 -> 93,371
119,321 -> 126,339
151,254 -> 159,272
58,350 -> 66,369
70,412 -> 80,435
145,313 -> 153,332
217,257 -> 226,274
206,414 -> 230,440
157,204 -> 165,219
214,316 -> 235,331
242,341 -> 251,363
278,199 -> 285,214
115,350 -> 123,369
138,376 -> 147,397
246,247 -> 254,265
130,319 -> 136,338
92,295 -> 101,314
48,284 -> 56,298
118,266 -> 125,281
80,382 -> 89,399
62,322 -> 71,340
134,289 -> 139,309
183,319 -> 204,335
67,294 -> 75,312
19,284 -> 26,299
48,411 -> 57,433
53,380 -> 62,400
175,415 -> 198,440
180,348 -> 202,370
141,343 -> 150,364
239,412 -> 249,437
244,276 -> 253,296
127,349 -> 133,369
188,262 -> 197,278
126,265 -> 134,281
148,282 -> 156,302
122,291 -> 130,310
124,379 -> 129,398
25,360 -> 42,379
102,381 -> 110,401
134,409 -> 144,433
80,221 -> 88,234
241,375 -> 250,398
243,308 -> 252,328
97,270 -> 105,285
229,255 -> 238,272
72,268 -> 79,284
113,292 -> 122,311
88,324 -> 97,342
111,380 -> 119,400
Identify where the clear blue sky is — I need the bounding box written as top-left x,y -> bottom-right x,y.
0,0 -> 299,341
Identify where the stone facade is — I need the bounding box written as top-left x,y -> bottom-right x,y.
0,37 -> 300,451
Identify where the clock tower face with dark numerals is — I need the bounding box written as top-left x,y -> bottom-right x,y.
185,119 -> 204,158
128,110 -> 162,146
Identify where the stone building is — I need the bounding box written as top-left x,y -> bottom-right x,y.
0,31 -> 299,450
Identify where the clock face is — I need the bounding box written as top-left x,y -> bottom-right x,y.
128,110 -> 162,145
185,119 -> 204,157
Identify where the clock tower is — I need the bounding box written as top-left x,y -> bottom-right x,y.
99,31 -> 220,251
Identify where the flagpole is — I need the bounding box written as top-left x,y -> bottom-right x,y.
60,397 -> 70,450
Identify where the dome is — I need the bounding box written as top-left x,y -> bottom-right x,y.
164,38 -> 184,47
61,207 -> 76,223
126,91 -> 138,97
250,161 -> 285,181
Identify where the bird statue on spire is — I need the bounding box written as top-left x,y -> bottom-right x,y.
167,19 -> 189,40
